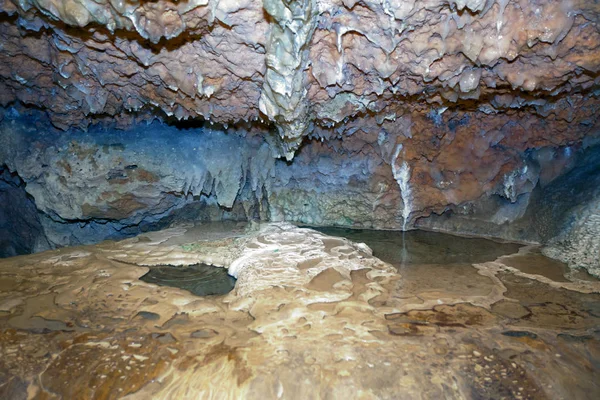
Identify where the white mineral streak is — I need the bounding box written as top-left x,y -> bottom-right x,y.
496,0 -> 510,33
336,25 -> 349,84
392,144 -> 413,231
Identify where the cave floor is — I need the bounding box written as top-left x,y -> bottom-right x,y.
0,223 -> 599,400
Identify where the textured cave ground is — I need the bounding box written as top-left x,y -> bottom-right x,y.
0,223 -> 599,399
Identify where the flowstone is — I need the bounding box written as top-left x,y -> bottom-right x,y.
0,222 -> 598,399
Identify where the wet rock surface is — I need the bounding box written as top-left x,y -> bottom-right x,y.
0,222 -> 598,399
540,148 -> 600,276
1,1 -> 599,393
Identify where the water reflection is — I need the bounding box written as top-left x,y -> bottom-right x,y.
311,227 -> 522,267
140,263 -> 236,296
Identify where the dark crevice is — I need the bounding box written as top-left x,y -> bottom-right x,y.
0,165 -> 50,257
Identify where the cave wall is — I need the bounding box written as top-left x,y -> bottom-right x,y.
540,146 -> 600,275
1,108 -> 596,252
0,0 -> 599,272
0,110 -> 275,247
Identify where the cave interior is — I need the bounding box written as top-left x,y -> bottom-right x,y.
0,0 -> 599,398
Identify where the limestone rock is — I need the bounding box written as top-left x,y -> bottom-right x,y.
0,0 -> 598,149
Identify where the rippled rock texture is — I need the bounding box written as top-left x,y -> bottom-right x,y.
0,223 -> 599,399
1,0 -> 599,153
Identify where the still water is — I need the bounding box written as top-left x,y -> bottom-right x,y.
312,227 -> 522,266
140,263 -> 236,296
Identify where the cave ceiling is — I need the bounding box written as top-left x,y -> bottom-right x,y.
0,0 -> 599,159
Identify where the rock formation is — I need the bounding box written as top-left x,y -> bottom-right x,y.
1,223 -> 599,398
0,0 -> 599,273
